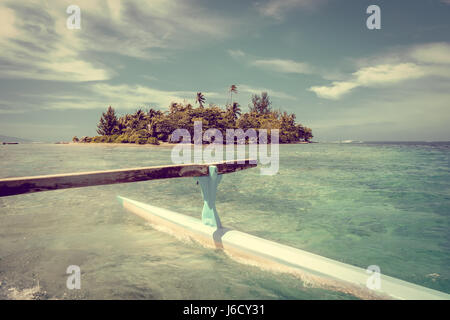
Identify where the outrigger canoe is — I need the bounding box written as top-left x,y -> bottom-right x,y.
1,160 -> 449,300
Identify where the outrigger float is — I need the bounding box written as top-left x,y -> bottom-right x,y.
0,160 -> 448,300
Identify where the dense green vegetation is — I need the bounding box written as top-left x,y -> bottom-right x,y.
75,89 -> 313,145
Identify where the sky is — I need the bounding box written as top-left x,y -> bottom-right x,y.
0,0 -> 449,142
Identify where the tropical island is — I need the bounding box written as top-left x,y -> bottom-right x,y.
73,88 -> 313,145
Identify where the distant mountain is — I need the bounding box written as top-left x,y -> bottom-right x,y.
0,134 -> 32,143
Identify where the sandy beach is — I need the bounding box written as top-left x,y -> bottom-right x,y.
66,142 -> 178,147
66,141 -> 311,147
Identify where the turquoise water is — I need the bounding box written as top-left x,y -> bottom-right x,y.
0,142 -> 449,299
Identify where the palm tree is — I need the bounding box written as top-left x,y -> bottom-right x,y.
196,92 -> 205,108
134,108 -> 145,120
169,102 -> 180,113
127,109 -> 145,129
227,102 -> 241,119
117,115 -> 127,133
229,84 -> 238,104
148,108 -> 158,118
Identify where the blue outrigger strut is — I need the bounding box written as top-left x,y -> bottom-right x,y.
196,166 -> 222,228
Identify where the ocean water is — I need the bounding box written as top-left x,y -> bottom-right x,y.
0,142 -> 448,299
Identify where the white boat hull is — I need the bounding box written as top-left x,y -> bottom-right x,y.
118,196 -> 450,300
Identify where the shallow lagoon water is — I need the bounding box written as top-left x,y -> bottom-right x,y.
0,142 -> 448,299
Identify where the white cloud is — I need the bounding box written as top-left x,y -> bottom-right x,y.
0,5 -> 18,38
256,0 -> 327,19
0,2 -> 112,82
409,42 -> 450,65
228,49 -> 246,59
0,0 -> 237,82
239,84 -> 296,100
228,49 -> 314,75
309,43 -> 450,99
36,83 -> 219,110
309,81 -> 358,100
90,84 -> 201,110
354,63 -> 427,85
251,58 -> 313,74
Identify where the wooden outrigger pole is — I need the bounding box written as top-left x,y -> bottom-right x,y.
0,160 -> 448,300
0,160 -> 256,197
